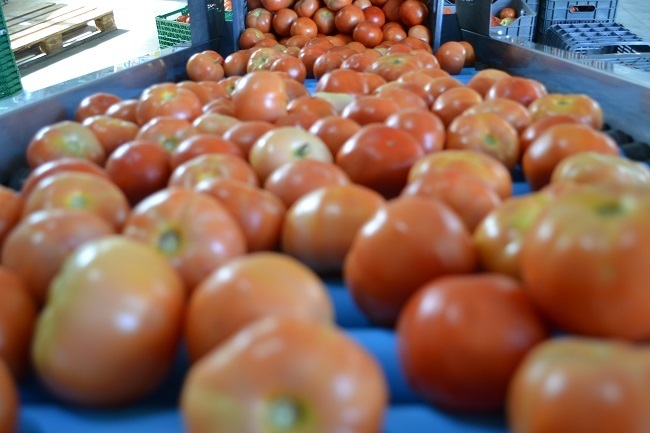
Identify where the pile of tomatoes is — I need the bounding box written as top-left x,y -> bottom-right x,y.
2,25 -> 650,433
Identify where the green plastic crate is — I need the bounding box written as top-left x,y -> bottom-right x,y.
155,3 -> 229,49
0,7 -> 23,98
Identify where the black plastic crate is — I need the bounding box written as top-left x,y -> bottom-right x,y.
456,0 -> 538,42
536,0 -> 617,41
545,22 -> 649,55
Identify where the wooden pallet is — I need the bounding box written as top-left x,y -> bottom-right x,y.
6,3 -> 116,54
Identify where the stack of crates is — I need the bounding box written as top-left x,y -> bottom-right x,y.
455,0 -> 539,42
155,2 -> 229,50
536,0 -> 619,44
0,4 -> 22,99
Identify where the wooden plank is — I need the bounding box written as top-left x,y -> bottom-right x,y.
2,1 -> 55,21
6,4 -> 67,35
10,6 -> 114,53
8,4 -> 88,40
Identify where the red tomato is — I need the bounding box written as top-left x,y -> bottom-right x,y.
19,157 -> 108,199
186,52 -> 225,82
105,140 -> 172,205
399,0 -> 428,26
192,112 -> 240,136
466,69 -> 510,98
384,110 -> 445,154
181,316 -> 388,433
23,171 -> 130,231
344,196 -> 477,326
222,120 -> 275,159
434,41 -> 466,75
273,8 -> 299,36
508,337 -> 650,433
287,95 -> 338,118
398,273 -> 549,413
423,76 -> 464,102
353,21 -> 383,47
367,53 -> 421,82
486,76 -> 547,107
2,209 -> 115,306
335,5 -> 366,34
32,236 -> 185,407
136,84 -> 203,125
185,252 -> 333,362
309,115 -> 362,155
75,92 -> 122,122
26,121 -> 106,169
528,93 -> 604,130
0,360 -> 18,432
246,7 -> 273,32
0,267 -> 37,380
522,123 -> 620,190
520,185 -> 650,340
446,112 -> 520,171
105,99 -> 140,124
462,98 -> 532,134
550,152 -> 650,189
431,87 -> 483,127
271,55 -> 307,82
336,124 -> 425,198
123,188 -> 247,292
315,69 -> 367,95
195,178 -> 286,252
82,115 -> 140,155
0,186 -> 23,253
135,116 -> 199,153
341,95 -> 402,125
171,134 -> 243,169
247,47 -> 283,73
282,184 -> 385,273
402,170 -> 502,233
519,115 -> 581,156
232,70 -> 288,122
168,153 -> 259,189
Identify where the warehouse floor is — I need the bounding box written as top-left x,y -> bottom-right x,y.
2,0 -> 649,93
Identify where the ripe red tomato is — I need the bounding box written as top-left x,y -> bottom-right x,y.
239,28 -> 266,50
434,41 -> 466,75
192,112 -> 240,136
550,152 -> 650,189
105,140 -> 172,205
315,69 -> 367,94
2,209 -> 115,306
399,0 -> 428,26
341,95 -> 402,125
0,186 -> 23,253
402,170 -> 502,233
272,8 -> 299,36
26,121 -> 106,169
105,99 -> 140,124
335,5 -> 366,33
336,124 -> 425,198
271,55 -> 308,82
520,185 -> 650,340
462,98 -> 532,134
519,114 -> 581,156
23,171 -> 130,231
171,134 -> 243,169
195,178 -> 285,252
0,359 -> 18,432
528,93 -> 604,130
75,92 -> 122,122
246,7 -> 273,32
181,316 -> 388,433
466,69 -> 510,97
222,120 -> 275,159
508,337 -> 650,433
423,76 -> 464,101
247,47 -> 283,73
309,115 -> 362,155
186,52 -> 225,82
282,184 -> 386,273
0,267 -> 37,380
223,50 -> 252,76
446,112 -> 520,171
345,196 -> 477,326
522,123 -> 620,190
384,110 -> 445,154
19,157 -> 108,199
178,81 -> 230,106
32,236 -> 185,407
184,252 -> 333,362
123,188 -> 247,292
398,273 -> 549,413
287,95 -> 338,118
232,70 -> 288,122
135,116 -> 199,152
431,86 -> 483,127
169,153 -> 259,188
136,84 -> 203,125
367,53 -> 420,82
81,115 -> 140,155
486,76 -> 547,107
353,21 -> 383,47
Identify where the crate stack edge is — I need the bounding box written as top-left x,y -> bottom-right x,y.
0,5 -> 23,99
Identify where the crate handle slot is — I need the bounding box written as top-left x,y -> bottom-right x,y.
569,5 -> 596,13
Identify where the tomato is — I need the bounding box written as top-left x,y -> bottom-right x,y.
23,172 -> 130,231
135,116 -> 199,153
81,115 -> 140,156
472,193 -> 552,280
272,8 -> 299,36
401,170 -> 502,233
364,5 -> 386,26
486,76 -> 548,107
309,115 -> 362,155
247,47 -> 283,73
246,7 -> 273,32
186,52 -> 225,82
19,157 -> 107,199
290,16 -> 318,37
223,50 -> 251,76
287,95 -> 338,118
75,92 -> 122,122
466,69 -> 510,98
202,98 -> 235,116
271,55 -> 307,82
313,7 -> 336,34
423,76 -> 464,101
0,267 -> 37,380
353,21 -> 383,47
345,196 -> 476,325
528,93 -> 604,130
551,152 -> 650,189
282,184 -> 385,273
32,236 -> 184,407
382,23 -> 407,43
432,87 -> 483,127
181,316 -> 388,433
185,252 -> 333,362
26,121 -> 106,169
239,28 -> 266,50
508,337 -> 650,433
261,0 -> 292,11
216,76 -> 241,97
170,134 -> 243,170
222,120 -> 275,159
105,99 -> 140,124
398,273 -> 549,413
105,140 -> 172,205
249,126 -> 333,182
336,124 -> 424,198
192,112 -> 239,136
367,53 -> 420,82
459,41 -> 475,67
341,95 -> 402,125
232,70 -> 288,123
399,0 -> 427,26
195,178 -> 286,252
359,72 -> 388,94
447,112 -> 520,171
325,0 -> 353,11
384,110 -> 445,153
373,86 -> 429,111
263,159 -> 350,208
0,360 -> 18,432
462,98 -> 532,134
519,115 -> 581,156
123,188 -> 247,292
295,0 -> 320,17
522,123 -> 620,190
434,41 -> 466,75
136,84 -> 203,125
0,187 -> 23,254
315,69 -> 367,95
168,153 -> 258,188
520,185 -> 650,340
2,208 -> 115,306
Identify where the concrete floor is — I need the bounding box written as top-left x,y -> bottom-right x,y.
1,0 -> 649,94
